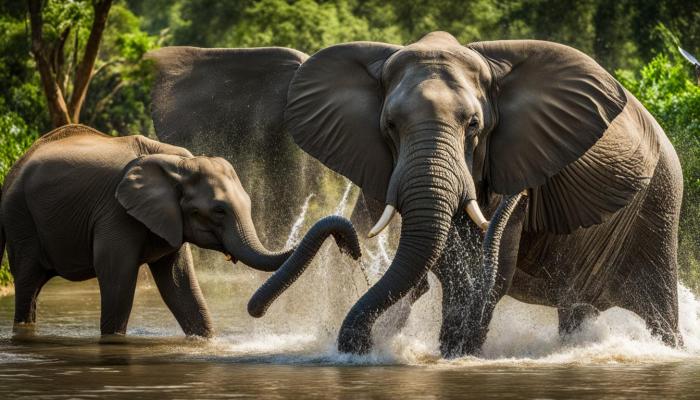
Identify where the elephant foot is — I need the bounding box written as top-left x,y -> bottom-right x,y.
337,314 -> 373,354
439,319 -> 485,358
12,322 -> 37,341
99,333 -> 129,345
557,303 -> 599,336
182,324 -> 214,339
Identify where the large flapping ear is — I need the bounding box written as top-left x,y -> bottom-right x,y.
147,46 -> 308,147
468,40 -> 656,233
284,42 -> 402,203
116,154 -> 187,247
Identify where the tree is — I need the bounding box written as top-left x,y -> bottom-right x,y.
27,0 -> 113,128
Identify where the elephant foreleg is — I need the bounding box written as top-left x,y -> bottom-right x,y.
149,244 -> 213,338
94,224 -> 144,336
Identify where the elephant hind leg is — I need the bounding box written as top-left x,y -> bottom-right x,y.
617,284 -> 681,347
148,244 -> 213,338
9,239 -> 53,331
557,304 -> 599,336
13,264 -> 53,329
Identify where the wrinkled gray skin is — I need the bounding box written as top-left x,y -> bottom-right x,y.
149,32 -> 683,357
0,124 -> 354,337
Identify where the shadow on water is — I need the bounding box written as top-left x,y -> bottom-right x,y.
1,180 -> 700,398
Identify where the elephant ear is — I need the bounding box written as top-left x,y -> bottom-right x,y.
147,46 -> 308,148
469,40 -> 642,233
116,154 -> 185,248
285,42 -> 402,203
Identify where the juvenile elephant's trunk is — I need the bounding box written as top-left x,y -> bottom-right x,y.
247,216 -> 361,317
337,134 -> 467,354
225,213 -> 295,272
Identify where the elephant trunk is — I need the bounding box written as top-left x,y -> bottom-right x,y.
247,216 -> 361,317
480,193 -> 525,305
338,134 -> 464,354
225,213 -> 295,272
464,193 -> 524,351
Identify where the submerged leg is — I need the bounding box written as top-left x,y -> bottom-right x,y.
10,238 -> 53,333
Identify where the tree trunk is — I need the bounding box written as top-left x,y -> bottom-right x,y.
27,0 -> 70,127
68,0 -> 113,122
27,0 -> 113,129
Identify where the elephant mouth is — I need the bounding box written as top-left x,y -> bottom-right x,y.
224,253 -> 238,263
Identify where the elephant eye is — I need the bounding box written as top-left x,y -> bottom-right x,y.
212,206 -> 226,215
468,117 -> 479,129
190,208 -> 200,216
384,119 -> 396,132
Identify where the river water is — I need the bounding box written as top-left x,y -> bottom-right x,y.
1,185 -> 700,399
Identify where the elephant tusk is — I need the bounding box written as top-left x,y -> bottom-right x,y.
368,205 -> 397,238
465,200 -> 489,231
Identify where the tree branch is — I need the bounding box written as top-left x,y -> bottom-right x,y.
27,0 -> 70,128
68,0 -> 113,122
87,80 -> 126,126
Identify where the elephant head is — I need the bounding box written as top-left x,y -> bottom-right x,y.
116,154 -> 293,270
149,32 -> 656,355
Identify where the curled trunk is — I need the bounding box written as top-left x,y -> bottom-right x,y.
225,213 -> 295,272
247,216 -> 361,317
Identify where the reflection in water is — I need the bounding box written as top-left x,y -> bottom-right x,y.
0,185 -> 699,398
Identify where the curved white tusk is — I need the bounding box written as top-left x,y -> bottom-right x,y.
465,200 -> 489,231
368,205 -> 397,238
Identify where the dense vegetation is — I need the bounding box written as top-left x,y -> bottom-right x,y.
0,0 -> 699,289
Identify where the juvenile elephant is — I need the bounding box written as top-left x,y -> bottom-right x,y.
149,32 -> 683,357
0,124 -> 359,337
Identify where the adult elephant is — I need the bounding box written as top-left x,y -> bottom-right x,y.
147,47 -> 325,248
1,124 -> 359,337
149,32 -> 683,357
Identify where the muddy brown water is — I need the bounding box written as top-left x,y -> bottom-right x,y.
0,258 -> 699,400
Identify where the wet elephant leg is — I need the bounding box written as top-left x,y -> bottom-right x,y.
558,304 -> 599,336
432,197 -> 527,358
94,223 -> 145,336
11,238 -> 53,330
432,213 -> 483,357
611,150 -> 682,347
149,243 -> 213,337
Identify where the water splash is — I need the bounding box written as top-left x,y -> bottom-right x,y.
6,177 -> 700,368
333,181 -> 354,216
284,193 -> 315,249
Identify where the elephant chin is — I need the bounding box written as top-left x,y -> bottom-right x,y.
247,216 -> 361,318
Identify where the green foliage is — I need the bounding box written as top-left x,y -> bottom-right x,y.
1,0 -> 700,289
224,0 -> 401,53
83,3 -> 159,135
618,47 -> 700,291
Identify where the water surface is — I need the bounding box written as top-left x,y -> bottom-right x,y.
1,186 -> 699,399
